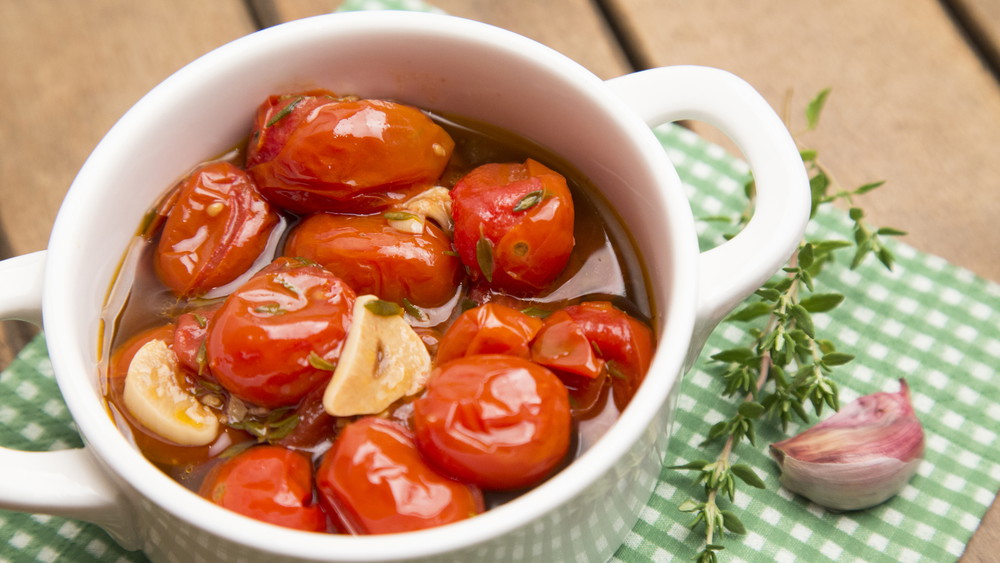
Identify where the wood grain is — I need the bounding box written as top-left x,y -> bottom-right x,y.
259,0 -> 632,79
951,0 -> 1000,70
608,0 -> 1000,284
0,0 -> 256,366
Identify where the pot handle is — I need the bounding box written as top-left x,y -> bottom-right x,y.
606,66 -> 810,366
0,251 -> 141,548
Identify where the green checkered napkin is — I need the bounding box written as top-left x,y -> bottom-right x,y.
3,4 -> 999,561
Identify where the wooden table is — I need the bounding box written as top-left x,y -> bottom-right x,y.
1,0 -> 997,559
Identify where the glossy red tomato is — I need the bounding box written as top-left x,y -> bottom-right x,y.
435,303 -> 543,365
532,301 -> 654,411
284,212 -> 461,308
412,355 -> 571,490
451,158 -> 574,294
315,417 -> 483,534
247,93 -> 454,214
205,257 -> 356,408
155,161 -> 279,297
199,445 -> 327,532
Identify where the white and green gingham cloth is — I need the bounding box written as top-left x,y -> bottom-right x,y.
2,3 -> 999,560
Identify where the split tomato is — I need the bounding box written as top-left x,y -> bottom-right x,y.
412,355 -> 571,490
155,161 -> 279,297
247,93 -> 454,214
315,417 -> 483,534
284,212 -> 460,308
435,303 -> 543,365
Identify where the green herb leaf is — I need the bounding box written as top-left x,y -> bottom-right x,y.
253,303 -> 286,316
401,298 -> 426,320
800,293 -> 845,313
476,231 -> 495,283
513,190 -> 545,212
877,226 -> 907,236
384,211 -> 420,222
364,299 -> 403,317
520,306 -> 553,319
854,180 -> 885,195
737,402 -> 765,419
670,460 -> 711,471
805,88 -> 831,130
711,347 -> 756,364
730,464 -> 766,489
721,511 -> 747,535
727,301 -> 773,322
308,351 -> 337,372
266,96 -> 303,127
821,352 -> 854,366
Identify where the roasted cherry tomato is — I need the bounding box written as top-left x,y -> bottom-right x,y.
155,161 -> 279,297
412,354 -> 571,490
106,325 -> 251,467
199,445 -> 327,532
272,384 -> 337,450
532,301 -> 654,411
435,303 -> 543,365
315,417 -> 483,534
172,304 -> 221,377
451,159 -> 574,294
247,93 -> 454,214
206,257 -> 356,408
284,213 -> 460,308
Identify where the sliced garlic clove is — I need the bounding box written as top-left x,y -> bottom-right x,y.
123,339 -> 220,446
388,186 -> 453,234
323,295 -> 431,417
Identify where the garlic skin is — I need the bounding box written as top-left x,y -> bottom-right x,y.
769,379 -> 924,511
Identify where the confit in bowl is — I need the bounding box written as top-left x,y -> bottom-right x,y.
0,11 -> 809,562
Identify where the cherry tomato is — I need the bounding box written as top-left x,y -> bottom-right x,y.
106,325 -> 251,467
172,304 -> 221,377
451,159 -> 574,294
199,445 -> 327,532
247,93 -> 454,214
412,355 -> 571,490
532,301 -> 653,411
435,303 -> 543,365
315,417 -> 483,534
284,213 -> 460,308
272,384 -> 337,450
155,161 -> 279,297
206,257 -> 356,408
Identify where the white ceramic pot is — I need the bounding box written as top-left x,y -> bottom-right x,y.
0,11 -> 808,563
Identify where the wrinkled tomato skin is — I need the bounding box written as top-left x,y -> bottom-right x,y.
155,161 -> 279,297
315,417 -> 483,534
284,213 -> 460,308
435,303 -> 543,365
412,355 -> 571,490
172,305 -> 221,377
106,325 -> 251,467
533,301 -> 654,411
451,159 -> 574,294
272,384 -> 336,450
199,445 -> 327,532
247,94 -> 454,214
206,257 -> 356,408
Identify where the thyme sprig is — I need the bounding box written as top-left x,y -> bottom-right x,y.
673,90 -> 905,563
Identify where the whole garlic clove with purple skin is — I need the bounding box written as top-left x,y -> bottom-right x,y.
769,379 -> 924,511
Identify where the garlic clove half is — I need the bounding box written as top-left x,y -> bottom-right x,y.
322,295 -> 431,417
123,339 -> 220,446
386,186 -> 452,234
769,379 -> 924,511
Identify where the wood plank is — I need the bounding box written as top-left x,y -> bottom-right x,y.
0,0 -> 257,367
608,0 -> 1000,284
951,0 -> 1000,70
258,0 -> 632,79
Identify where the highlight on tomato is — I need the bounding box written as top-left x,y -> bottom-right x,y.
450,158 -> 575,294
205,257 -> 356,408
435,303 -> 544,365
532,301 -> 654,412
315,416 -> 484,534
412,354 -> 572,490
246,92 -> 455,214
199,445 -> 327,532
155,161 -> 279,297
284,212 -> 461,308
